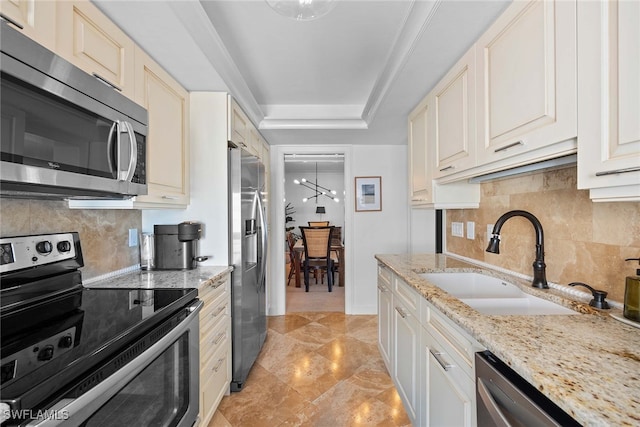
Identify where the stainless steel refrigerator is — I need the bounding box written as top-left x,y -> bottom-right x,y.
228,145 -> 268,392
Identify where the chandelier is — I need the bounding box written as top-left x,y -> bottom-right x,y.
294,163 -> 340,204
265,0 -> 338,21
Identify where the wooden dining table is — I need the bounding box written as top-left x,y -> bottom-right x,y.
292,239 -> 344,288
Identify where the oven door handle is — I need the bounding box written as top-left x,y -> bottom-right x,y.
26,300 -> 203,427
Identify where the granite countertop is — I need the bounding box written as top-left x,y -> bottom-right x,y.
375,253 -> 640,427
83,266 -> 232,290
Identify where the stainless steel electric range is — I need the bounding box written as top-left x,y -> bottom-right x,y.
0,232 -> 202,427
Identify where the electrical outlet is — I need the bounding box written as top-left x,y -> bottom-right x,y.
128,229 -> 138,247
466,221 -> 475,239
451,222 -> 464,237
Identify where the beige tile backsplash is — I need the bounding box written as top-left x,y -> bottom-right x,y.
446,167 -> 640,303
0,200 -> 142,279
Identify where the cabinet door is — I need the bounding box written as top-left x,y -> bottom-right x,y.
476,0 -> 576,165
426,340 -> 475,427
228,97 -> 249,148
433,48 -> 476,178
577,0 -> 640,201
0,0 -> 56,51
134,46 -> 190,207
393,300 -> 419,424
56,0 -> 135,99
377,280 -> 393,370
408,100 -> 431,205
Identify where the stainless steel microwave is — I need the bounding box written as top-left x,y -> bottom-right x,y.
0,21 -> 147,199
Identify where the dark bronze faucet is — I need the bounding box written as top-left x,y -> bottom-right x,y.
486,210 -> 548,289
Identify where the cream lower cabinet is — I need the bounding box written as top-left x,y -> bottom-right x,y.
576,0 -> 640,202
377,262 -> 484,426
199,273 -> 231,426
0,0 -> 56,52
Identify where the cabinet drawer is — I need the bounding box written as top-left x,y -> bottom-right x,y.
200,337 -> 230,423
378,263 -> 392,287
395,277 -> 420,317
427,308 -> 481,379
201,318 -> 229,367
199,275 -> 228,303
200,296 -> 229,340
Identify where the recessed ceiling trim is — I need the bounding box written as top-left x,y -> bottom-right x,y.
361,0 -> 441,125
167,1 -> 265,128
260,118 -> 368,130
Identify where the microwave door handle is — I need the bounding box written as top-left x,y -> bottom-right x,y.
122,121 -> 137,182
107,121 -> 118,176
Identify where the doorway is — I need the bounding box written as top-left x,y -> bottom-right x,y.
284,154 -> 345,312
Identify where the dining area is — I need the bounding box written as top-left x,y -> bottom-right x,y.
286,222 -> 345,293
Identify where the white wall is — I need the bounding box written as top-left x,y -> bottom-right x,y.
284,170 -> 345,234
350,145 -> 409,313
142,92 -> 230,266
270,144 -> 409,315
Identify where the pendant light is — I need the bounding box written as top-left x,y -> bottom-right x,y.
294,162 -> 339,203
265,0 -> 338,21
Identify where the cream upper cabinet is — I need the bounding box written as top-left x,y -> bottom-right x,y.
228,97 -> 249,149
0,0 -> 56,51
408,100 -> 431,205
133,46 -> 189,207
475,0 -> 577,166
577,0 -> 640,202
433,48 -> 477,179
56,0 -> 135,99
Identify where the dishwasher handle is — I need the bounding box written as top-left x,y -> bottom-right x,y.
477,377 -> 512,427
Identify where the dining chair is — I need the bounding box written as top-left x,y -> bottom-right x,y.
308,221 -> 329,226
286,232 -> 298,286
299,226 -> 335,292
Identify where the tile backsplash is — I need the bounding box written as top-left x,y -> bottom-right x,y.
446,167 -> 640,303
0,200 -> 141,279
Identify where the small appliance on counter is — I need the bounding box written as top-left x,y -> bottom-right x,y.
154,222 -> 209,270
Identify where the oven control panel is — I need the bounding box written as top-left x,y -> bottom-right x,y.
0,233 -> 76,273
0,326 -> 78,386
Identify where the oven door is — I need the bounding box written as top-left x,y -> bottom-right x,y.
25,300 -> 203,427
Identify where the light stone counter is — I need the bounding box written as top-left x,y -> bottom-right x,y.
375,253 -> 640,427
83,266 -> 232,291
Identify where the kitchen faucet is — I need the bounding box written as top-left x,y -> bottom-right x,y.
486,210 -> 548,289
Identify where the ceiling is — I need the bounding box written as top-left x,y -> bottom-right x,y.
93,0 -> 511,147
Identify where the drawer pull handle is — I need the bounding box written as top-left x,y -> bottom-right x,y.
430,349 -> 454,371
210,280 -> 225,289
494,140 -> 524,153
395,306 -> 407,318
439,165 -> 455,172
211,306 -> 226,317
0,13 -> 24,29
92,73 -> 123,92
595,166 -> 640,177
212,358 -> 225,373
377,285 -> 388,292
213,332 -> 226,345
162,195 -> 179,200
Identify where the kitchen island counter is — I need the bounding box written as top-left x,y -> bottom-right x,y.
83,266 -> 232,291
376,253 -> 640,427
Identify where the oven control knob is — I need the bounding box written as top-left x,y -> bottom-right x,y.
35,241 -> 53,255
57,241 -> 72,252
37,345 -> 54,361
58,335 -> 73,348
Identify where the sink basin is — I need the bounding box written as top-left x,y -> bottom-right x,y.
419,272 -> 576,315
420,272 -> 525,298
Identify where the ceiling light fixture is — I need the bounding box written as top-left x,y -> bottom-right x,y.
265,0 -> 338,21
294,163 -> 340,204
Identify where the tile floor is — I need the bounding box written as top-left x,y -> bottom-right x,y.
208,312 -> 411,427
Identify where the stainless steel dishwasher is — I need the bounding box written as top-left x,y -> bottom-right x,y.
475,351 -> 581,427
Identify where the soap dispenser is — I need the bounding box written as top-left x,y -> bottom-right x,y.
623,258 -> 640,322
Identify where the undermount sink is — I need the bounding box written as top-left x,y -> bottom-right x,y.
419,272 -> 576,315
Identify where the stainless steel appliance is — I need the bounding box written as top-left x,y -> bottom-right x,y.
154,222 -> 208,270
0,232 -> 201,426
228,144 -> 268,391
0,22 -> 147,199
475,351 -> 580,426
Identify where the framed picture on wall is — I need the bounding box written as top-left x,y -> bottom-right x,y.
355,176 -> 382,212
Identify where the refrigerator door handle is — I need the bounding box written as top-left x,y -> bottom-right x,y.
256,190 -> 268,292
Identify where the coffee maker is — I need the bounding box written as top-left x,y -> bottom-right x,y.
154,222 -> 208,270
